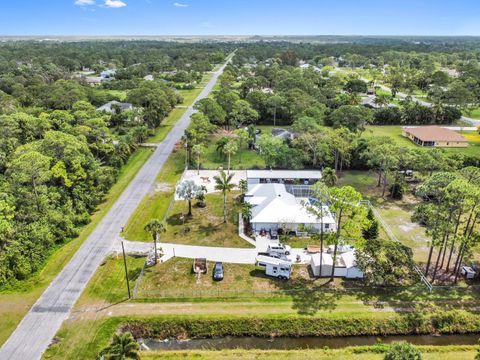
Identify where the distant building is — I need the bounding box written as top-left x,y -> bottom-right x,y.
143,74 -> 154,81
402,126 -> 468,148
96,100 -> 133,114
85,76 -> 102,86
101,69 -> 116,79
271,128 -> 296,141
246,169 -> 322,189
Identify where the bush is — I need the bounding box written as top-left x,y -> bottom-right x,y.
384,342 -> 422,360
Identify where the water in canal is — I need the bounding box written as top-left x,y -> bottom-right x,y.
142,334 -> 479,351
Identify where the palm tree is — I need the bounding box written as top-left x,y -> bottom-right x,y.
322,167 -> 338,187
214,170 -> 236,223
100,332 -> 140,360
144,219 -> 165,264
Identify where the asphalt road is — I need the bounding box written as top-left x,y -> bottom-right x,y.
0,53 -> 233,360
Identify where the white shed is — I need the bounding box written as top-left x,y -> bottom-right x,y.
310,250 -> 363,279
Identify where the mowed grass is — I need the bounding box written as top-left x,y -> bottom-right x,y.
75,255 -> 146,306
0,147 -> 153,346
141,348 -> 477,360
123,149 -> 185,241
364,126 -> 480,156
147,107 -> 187,143
136,257 -> 322,300
201,131 -> 266,170
336,171 -> 430,263
162,192 -> 251,248
178,87 -> 204,105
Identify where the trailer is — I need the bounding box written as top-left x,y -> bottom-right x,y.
256,255 -> 292,279
193,258 -> 207,274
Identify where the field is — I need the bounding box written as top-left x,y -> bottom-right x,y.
363,126 -> 480,156
337,171 -> 431,262
161,192 -> 251,247
0,147 -> 154,346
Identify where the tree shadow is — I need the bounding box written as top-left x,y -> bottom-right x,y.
198,223 -> 219,237
167,212 -> 188,226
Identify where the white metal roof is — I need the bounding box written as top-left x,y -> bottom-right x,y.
247,170 -> 322,180
256,255 -> 291,266
246,183 -> 335,225
310,250 -> 358,268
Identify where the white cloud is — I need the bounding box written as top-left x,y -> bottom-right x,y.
104,0 -> 127,8
75,0 -> 95,5
174,2 -> 189,7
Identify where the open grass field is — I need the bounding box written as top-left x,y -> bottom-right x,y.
178,87 -> 204,105
123,149 -> 185,241
466,107 -> 480,120
337,171 -> 431,263
0,147 -> 154,346
161,192 -> 251,248
141,348 -> 478,360
363,126 -> 480,157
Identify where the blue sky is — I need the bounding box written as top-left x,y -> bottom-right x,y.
1,0 -> 480,36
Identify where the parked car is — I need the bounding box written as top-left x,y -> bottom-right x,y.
267,243 -> 291,256
213,262 -> 224,281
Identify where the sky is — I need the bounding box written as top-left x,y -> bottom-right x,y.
1,0 -> 480,36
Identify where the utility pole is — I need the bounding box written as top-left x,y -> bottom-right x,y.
121,241 -> 131,299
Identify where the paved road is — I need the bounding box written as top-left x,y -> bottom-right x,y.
0,53 -> 234,360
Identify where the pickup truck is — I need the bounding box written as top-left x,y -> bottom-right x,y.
267,243 -> 291,256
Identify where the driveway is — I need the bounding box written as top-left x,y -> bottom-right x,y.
0,53 -> 235,360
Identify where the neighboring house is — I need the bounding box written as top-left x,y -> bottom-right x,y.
96,100 -> 133,113
402,126 -> 468,148
246,169 -> 322,188
143,74 -> 154,81
85,76 -> 102,86
310,248 -> 364,279
360,96 -> 381,109
271,128 -> 296,141
245,183 -> 336,234
101,69 -> 116,79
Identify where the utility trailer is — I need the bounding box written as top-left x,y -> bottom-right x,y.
193,258 -> 207,274
256,255 -> 292,279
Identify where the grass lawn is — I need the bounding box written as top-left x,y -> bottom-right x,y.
136,257 -> 320,300
178,87 -> 204,105
147,107 -> 187,143
0,147 -> 153,346
336,171 -> 431,263
140,348 -> 477,360
161,192 -> 251,248
364,126 -> 480,157
202,140 -> 266,170
123,149 -> 185,241
75,255 -> 146,307
465,107 -> 480,120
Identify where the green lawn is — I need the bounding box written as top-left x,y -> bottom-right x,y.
201,140 -> 266,170
0,147 -> 153,346
464,107 -> 480,120
123,149 -> 185,241
336,171 -> 431,263
159,192 -> 251,248
364,126 -> 480,156
76,255 -> 146,306
147,107 -> 187,143
178,87 -> 204,105
141,348 -> 477,360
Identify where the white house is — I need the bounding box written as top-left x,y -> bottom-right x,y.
310,249 -> 364,279
97,101 -> 133,113
245,183 -> 336,234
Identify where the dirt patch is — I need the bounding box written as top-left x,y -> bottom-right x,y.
155,183 -> 172,192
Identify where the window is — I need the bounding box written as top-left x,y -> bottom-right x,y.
325,224 -> 330,229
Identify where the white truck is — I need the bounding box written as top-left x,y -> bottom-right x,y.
267,243 -> 291,257
256,255 -> 292,279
